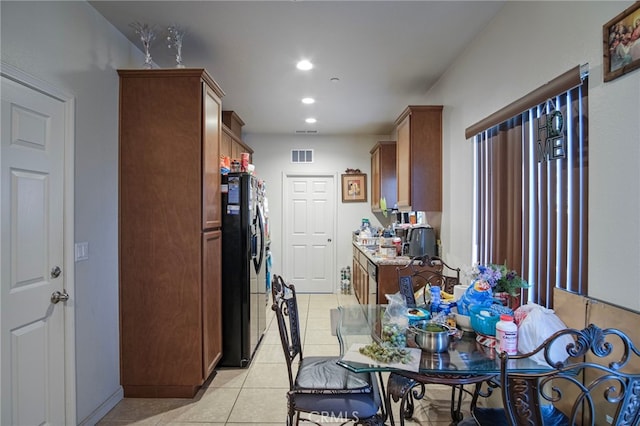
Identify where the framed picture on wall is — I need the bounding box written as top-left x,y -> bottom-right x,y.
341,173 -> 367,203
603,1 -> 640,82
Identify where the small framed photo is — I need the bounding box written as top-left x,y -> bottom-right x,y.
341,173 -> 367,203
603,1 -> 640,82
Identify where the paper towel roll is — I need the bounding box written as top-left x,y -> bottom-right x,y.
453,284 -> 470,301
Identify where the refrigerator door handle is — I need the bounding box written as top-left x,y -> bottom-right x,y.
253,205 -> 265,273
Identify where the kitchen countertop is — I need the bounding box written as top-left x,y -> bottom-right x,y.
352,242 -> 412,266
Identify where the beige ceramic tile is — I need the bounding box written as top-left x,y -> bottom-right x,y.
157,423 -> 224,426
305,315 -> 333,330
308,301 -> 339,309
97,418 -> 159,425
98,397 -> 191,423
158,387 -> 241,424
242,362 -> 291,389
260,328 -> 283,344
226,387 -> 289,423
307,306 -> 339,315
251,343 -> 288,364
209,367 -> 249,388
301,344 -> 341,357
304,328 -> 341,345
337,294 -> 360,306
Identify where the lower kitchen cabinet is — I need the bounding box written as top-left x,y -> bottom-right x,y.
352,243 -> 443,305
203,230 -> 223,378
352,245 -> 369,305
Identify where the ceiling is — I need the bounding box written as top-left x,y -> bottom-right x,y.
90,1 -> 505,136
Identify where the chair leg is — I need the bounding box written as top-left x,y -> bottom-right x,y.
287,395 -> 296,426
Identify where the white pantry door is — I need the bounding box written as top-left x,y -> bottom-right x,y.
284,174 -> 336,293
1,71 -> 71,425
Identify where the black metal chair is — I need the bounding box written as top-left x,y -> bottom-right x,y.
464,323 -> 640,425
271,274 -> 383,425
387,256 -> 469,424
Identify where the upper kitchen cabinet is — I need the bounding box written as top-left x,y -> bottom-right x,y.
221,125 -> 253,162
221,110 -> 253,162
370,141 -> 397,212
394,106 -> 443,211
118,68 -> 224,398
222,110 -> 244,138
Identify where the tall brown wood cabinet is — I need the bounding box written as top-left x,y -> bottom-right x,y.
394,106 -> 443,211
118,69 -> 224,398
370,141 -> 397,212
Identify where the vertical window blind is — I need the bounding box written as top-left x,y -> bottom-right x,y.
468,66 -> 588,308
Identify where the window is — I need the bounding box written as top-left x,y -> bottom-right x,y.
468,66 -> 588,308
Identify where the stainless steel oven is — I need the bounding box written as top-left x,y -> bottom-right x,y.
367,260 -> 378,306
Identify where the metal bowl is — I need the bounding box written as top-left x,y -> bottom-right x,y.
411,324 -> 450,353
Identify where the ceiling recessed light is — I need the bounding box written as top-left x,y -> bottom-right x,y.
297,60 -> 313,71
305,118 -> 317,124
301,97 -> 315,104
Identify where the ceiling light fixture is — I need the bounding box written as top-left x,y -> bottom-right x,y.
301,97 -> 315,104
296,60 -> 313,71
305,118 -> 317,124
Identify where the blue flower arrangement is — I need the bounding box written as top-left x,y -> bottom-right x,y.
470,263 -> 528,296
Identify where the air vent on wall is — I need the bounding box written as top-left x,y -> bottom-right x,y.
291,149 -> 314,163
295,130 -> 318,134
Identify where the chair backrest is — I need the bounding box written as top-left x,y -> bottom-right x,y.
396,255 -> 460,305
271,274 -> 303,390
398,275 -> 417,307
499,323 -> 640,426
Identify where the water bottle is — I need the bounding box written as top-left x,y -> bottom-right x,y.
429,286 -> 441,314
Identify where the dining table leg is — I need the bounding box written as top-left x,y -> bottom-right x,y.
385,372 -> 499,425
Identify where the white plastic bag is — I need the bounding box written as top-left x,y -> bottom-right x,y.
516,303 -> 574,366
382,293 -> 409,347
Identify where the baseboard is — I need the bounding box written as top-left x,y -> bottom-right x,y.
78,386 -> 124,426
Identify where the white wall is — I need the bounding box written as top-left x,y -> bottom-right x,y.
1,1 -> 140,423
245,133 -> 390,284
423,1 -> 640,310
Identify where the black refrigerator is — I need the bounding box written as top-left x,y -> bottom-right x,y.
220,173 -> 267,367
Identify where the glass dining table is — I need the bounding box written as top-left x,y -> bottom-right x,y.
334,304 -> 546,424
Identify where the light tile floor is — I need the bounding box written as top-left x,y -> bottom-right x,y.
98,292 -> 474,425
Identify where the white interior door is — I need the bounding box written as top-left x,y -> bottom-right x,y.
283,174 -> 336,293
1,71 -> 70,425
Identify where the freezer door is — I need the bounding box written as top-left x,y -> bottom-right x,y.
220,174 -> 252,367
